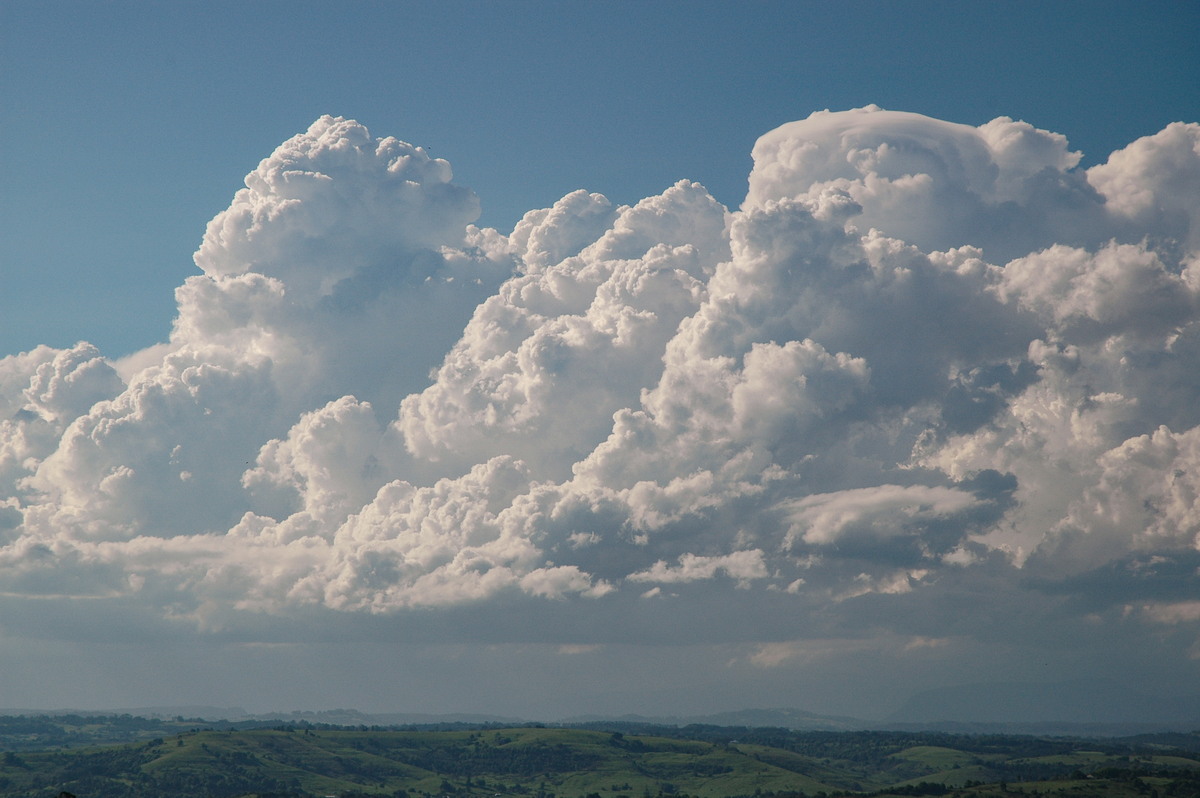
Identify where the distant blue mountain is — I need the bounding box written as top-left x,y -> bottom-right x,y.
7,683 -> 1197,738
558,707 -> 866,731
885,679 -> 1200,728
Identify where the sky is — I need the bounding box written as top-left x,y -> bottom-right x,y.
0,0 -> 1198,723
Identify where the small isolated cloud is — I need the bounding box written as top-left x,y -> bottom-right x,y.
903,636 -> 951,651
1,108 -> 1199,703
1140,600 -> 1200,625
783,485 -> 981,548
745,637 -> 883,668
627,550 -> 768,587
748,641 -> 809,668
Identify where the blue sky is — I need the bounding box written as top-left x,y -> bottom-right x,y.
1,1 -> 1199,722
3,1 -> 1196,358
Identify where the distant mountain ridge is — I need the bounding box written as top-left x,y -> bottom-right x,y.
0,706 -> 525,726
560,707 -> 865,731
886,678 -> 1200,729
5,677 -> 1197,738
0,705 -> 855,731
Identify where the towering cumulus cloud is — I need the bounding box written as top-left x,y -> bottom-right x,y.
1,108 -> 1198,695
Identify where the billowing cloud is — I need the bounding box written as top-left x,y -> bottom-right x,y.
396,180 -> 729,480
2,108 -> 1199,710
0,343 -> 124,498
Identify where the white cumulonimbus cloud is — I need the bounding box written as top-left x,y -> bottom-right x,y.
1,108 -> 1198,662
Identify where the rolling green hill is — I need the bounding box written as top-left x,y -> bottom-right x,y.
0,720 -> 1197,798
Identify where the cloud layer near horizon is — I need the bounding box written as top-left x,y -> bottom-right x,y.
2,108 -> 1199,680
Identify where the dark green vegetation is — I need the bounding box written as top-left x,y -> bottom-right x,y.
0,716 -> 1198,798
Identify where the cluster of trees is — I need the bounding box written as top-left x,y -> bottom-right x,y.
1087,765 -> 1200,797
0,713 -> 259,752
358,734 -> 603,778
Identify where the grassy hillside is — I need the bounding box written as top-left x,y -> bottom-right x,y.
0,722 -> 1197,798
